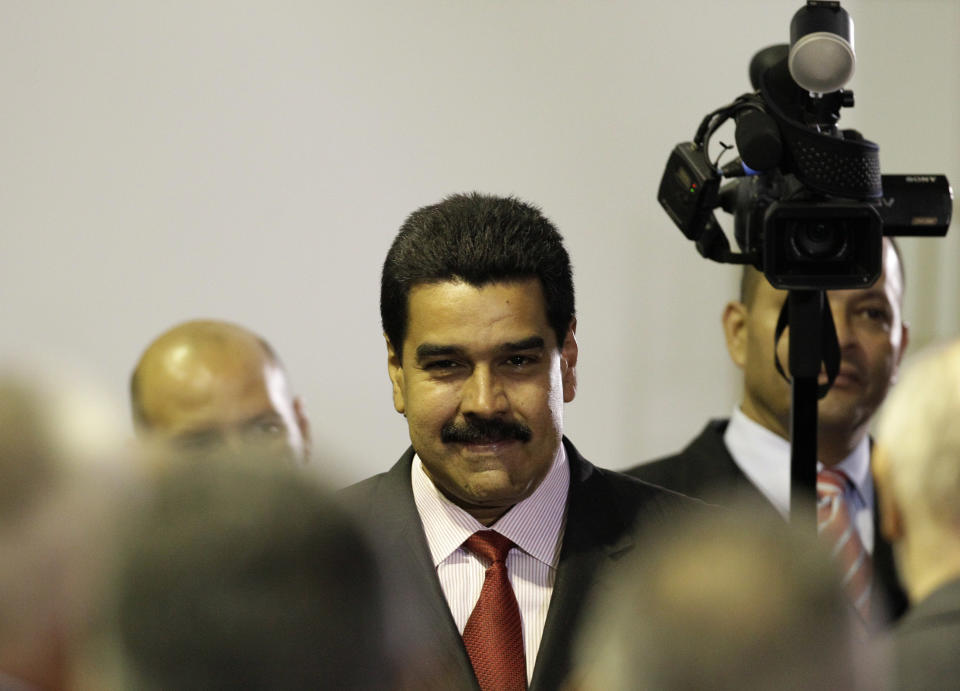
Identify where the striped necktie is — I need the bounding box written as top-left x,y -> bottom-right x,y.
817,468 -> 873,623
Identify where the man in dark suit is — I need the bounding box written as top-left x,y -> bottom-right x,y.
343,193 -> 694,690
627,239 -> 909,627
874,339 -> 960,690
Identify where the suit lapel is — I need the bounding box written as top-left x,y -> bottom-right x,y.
374,449 -> 479,689
529,439 -> 634,690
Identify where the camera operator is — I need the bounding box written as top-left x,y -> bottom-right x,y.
627,237 -> 908,629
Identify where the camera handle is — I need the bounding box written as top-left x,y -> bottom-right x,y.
773,290 -> 841,531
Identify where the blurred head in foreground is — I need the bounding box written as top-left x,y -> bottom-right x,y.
0,368 -> 129,691
114,454 -> 390,690
130,319 -> 309,464
874,339 -> 960,604
569,502 -> 875,691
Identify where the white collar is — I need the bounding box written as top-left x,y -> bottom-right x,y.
411,442 -> 569,568
723,406 -> 873,518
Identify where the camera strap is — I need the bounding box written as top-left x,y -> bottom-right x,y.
772,299 -> 841,399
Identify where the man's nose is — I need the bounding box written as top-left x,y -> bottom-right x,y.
460,365 -> 508,417
220,431 -> 248,455
828,299 -> 854,349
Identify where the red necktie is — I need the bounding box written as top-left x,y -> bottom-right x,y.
461,530 -> 527,691
817,469 -> 873,623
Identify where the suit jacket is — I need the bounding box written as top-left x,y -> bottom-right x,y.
341,437 -> 696,690
893,577 -> 960,691
625,419 -> 908,627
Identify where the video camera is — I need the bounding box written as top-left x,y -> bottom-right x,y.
658,0 -> 952,290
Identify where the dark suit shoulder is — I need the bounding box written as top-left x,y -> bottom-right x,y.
564,438 -> 708,539
590,466 -> 714,544
627,450 -> 705,492
591,464 -> 701,514
623,419 -> 742,498
339,469 -> 389,504
337,448 -> 416,524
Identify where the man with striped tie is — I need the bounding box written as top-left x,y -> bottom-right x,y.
343,193 -> 696,690
627,238 -> 909,629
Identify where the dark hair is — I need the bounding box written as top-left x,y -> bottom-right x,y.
381,193 -> 574,356
118,457 -> 389,689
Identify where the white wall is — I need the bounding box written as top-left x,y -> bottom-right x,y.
851,0 -> 960,351
1,0 -> 956,485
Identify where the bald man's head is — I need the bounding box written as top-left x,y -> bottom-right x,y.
131,320 -> 309,463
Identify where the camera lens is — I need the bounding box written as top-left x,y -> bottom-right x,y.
788,221 -> 850,261
764,202 -> 884,289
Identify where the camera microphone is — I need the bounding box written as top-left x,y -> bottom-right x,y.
789,1 -> 856,93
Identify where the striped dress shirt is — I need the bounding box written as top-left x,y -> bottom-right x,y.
410,443 -> 569,684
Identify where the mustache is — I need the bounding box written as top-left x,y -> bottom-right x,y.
441,417 -> 532,444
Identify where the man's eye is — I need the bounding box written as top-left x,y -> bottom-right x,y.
505,355 -> 536,367
861,307 -> 891,322
255,422 -> 283,436
176,434 -> 218,450
424,360 -> 460,370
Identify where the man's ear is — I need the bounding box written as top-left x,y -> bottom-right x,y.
891,320 -> 911,385
561,318 -> 579,403
873,445 -> 904,543
881,496 -> 905,545
293,396 -> 311,461
722,301 -> 748,370
386,334 -> 406,415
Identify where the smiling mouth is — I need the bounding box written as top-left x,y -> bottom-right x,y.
461,439 -> 521,450
819,368 -> 862,388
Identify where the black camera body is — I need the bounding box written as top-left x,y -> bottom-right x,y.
658,142 -> 721,241
658,2 -> 951,290
728,172 -> 884,290
658,0 -> 953,524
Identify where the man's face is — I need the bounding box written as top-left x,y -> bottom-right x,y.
726,240 -> 908,443
387,278 -> 577,523
137,346 -> 308,464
